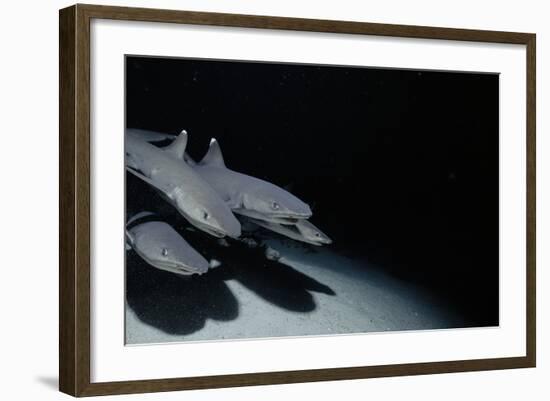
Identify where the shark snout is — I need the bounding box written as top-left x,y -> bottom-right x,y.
280,204 -> 312,220
168,259 -> 209,275
202,214 -> 241,239
222,215 -> 242,238
298,207 -> 313,218
296,200 -> 313,217
279,198 -> 312,219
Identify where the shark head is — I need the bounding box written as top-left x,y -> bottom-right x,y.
240,187 -> 312,223
128,221 -> 209,276
198,138 -> 312,223
173,188 -> 241,239
159,130 -> 241,239
295,220 -> 332,245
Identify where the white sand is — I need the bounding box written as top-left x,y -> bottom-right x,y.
126,239 -> 465,345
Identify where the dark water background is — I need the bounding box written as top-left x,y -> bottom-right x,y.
126,55 -> 499,329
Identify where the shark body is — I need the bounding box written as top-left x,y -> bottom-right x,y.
125,130 -> 241,238
246,217 -> 332,246
192,138 -> 312,224
126,215 -> 209,276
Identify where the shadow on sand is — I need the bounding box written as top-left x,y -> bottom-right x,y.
219,248 -> 336,313
126,252 -> 238,336
126,234 -> 335,336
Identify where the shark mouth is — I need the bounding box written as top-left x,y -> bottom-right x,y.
152,260 -> 206,276
179,211 -> 236,238
200,226 -> 227,238
232,208 -> 309,224
191,220 -> 237,238
271,216 -> 301,224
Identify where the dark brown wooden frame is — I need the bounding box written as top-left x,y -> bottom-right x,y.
59,3 -> 536,397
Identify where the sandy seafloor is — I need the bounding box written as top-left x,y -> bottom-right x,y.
125,236 -> 467,345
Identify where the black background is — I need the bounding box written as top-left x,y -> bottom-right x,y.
126,56 -> 499,327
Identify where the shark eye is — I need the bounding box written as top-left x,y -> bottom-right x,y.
271,202 -> 280,210
315,233 -> 321,237
161,248 -> 168,257
203,211 -> 209,220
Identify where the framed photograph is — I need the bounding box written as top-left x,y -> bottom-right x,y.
59,4 -> 536,397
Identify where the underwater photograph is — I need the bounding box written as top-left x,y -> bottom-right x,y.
124,55 -> 499,345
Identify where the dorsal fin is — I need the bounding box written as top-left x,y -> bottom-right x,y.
199,138 -> 225,167
163,129 -> 188,158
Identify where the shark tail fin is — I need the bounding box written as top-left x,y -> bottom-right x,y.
163,129 -> 188,159
199,138 -> 225,167
127,211 -> 155,226
125,229 -> 134,250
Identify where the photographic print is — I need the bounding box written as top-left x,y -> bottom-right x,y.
59,6 -> 535,394
124,55 -> 499,345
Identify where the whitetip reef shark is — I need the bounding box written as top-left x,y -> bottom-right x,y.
125,130 -> 241,238
192,138 -> 312,224
126,212 -> 209,276
246,217 -> 332,246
